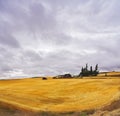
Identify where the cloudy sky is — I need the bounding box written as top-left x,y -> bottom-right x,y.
0,0 -> 120,78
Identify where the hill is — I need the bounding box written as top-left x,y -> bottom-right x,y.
0,76 -> 120,115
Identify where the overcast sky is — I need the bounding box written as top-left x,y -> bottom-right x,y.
0,0 -> 120,78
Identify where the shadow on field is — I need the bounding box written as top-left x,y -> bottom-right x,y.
0,104 -> 94,116
0,107 -> 91,116
102,99 -> 120,111
1,98 -> 120,116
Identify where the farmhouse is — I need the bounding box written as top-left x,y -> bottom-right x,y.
53,74 -> 72,79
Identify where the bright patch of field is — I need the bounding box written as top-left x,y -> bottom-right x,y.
0,78 -> 120,112
98,71 -> 120,77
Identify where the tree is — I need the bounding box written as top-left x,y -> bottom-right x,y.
90,66 -> 93,72
95,64 -> 98,71
85,64 -> 88,71
79,64 -> 99,77
90,66 -> 93,75
81,67 -> 84,73
94,64 -> 99,76
79,67 -> 84,77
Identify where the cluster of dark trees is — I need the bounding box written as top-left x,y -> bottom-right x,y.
52,64 -> 99,79
79,64 -> 99,77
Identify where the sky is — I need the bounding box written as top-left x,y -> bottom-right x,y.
0,0 -> 120,78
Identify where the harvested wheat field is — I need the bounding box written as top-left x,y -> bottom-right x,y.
0,77 -> 120,115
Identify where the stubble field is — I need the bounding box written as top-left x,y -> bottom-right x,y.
0,75 -> 120,115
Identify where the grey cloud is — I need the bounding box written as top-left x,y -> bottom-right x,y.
0,34 -> 20,48
0,0 -> 120,78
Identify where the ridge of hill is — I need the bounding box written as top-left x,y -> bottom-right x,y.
0,73 -> 120,115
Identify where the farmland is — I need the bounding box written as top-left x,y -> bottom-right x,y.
0,73 -> 120,115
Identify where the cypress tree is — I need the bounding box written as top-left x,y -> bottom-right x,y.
90,66 -> 92,72
95,64 -> 98,71
85,64 -> 88,71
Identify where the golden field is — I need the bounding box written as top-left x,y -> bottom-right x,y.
0,75 -> 120,114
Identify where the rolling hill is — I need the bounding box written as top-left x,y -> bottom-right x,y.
0,74 -> 120,115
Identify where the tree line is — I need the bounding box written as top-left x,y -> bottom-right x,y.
52,64 -> 99,79
79,64 -> 99,77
